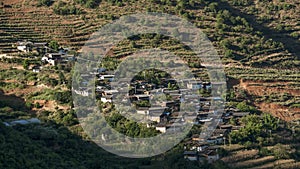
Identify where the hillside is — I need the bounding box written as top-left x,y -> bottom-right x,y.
0,0 -> 299,67
0,0 -> 294,121
0,0 -> 300,168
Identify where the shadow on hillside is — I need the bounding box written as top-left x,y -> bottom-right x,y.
0,89 -> 31,111
0,119 -> 163,169
216,1 -> 300,60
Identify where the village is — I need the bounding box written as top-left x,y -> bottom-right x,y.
73,64 -> 251,163
13,40 -> 251,163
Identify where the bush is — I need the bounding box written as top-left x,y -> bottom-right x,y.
53,2 -> 83,15
49,40 -> 59,51
75,0 -> 101,8
22,59 -> 30,70
53,91 -> 72,105
34,102 -> 42,109
25,102 -> 33,109
259,147 -> 272,156
38,0 -> 53,7
236,101 -> 258,113
272,144 -> 291,159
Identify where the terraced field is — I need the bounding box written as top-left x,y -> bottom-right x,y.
0,1 -> 300,168
0,0 -> 298,68
0,0 -> 299,136
222,144 -> 300,169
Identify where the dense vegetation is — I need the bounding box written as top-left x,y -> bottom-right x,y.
0,0 -> 300,168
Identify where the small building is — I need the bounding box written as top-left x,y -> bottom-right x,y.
32,65 -> 41,73
202,82 -> 212,89
183,112 -> 198,123
132,94 -> 150,101
136,107 -> 149,115
199,117 -> 213,123
155,123 -> 167,133
33,42 -> 48,48
160,101 -> 179,109
41,53 -> 62,66
232,125 -> 244,131
96,86 -> 107,91
58,47 -> 69,55
148,113 -> 165,123
147,107 -> 167,122
218,124 -> 233,130
100,90 -> 118,102
192,134 -> 201,141
207,136 -> 224,144
148,107 -> 167,115
95,67 -> 106,73
184,151 -> 198,161
183,94 -> 200,102
199,149 -> 220,163
166,122 -> 184,132
102,90 -> 119,95
73,88 -> 91,97
16,41 -> 33,53
98,75 -> 114,82
63,55 -> 76,62
163,89 -> 180,95
187,80 -> 202,90
184,140 -> 209,152
232,112 -> 250,118
213,129 -> 229,137
101,95 -> 113,103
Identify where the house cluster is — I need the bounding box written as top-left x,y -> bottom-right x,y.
16,40 -> 48,53
41,50 -> 76,66
72,67 -> 251,163
183,107 -> 250,163
73,68 -> 114,97
16,40 -> 75,67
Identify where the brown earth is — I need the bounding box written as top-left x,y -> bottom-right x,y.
257,102 -> 300,121
238,79 -> 300,121
240,79 -> 300,96
32,100 -> 69,112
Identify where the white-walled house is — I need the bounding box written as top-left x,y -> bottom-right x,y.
155,124 -> 167,133
41,53 -> 62,66
101,95 -> 113,103
98,75 -> 114,81
17,41 -> 33,53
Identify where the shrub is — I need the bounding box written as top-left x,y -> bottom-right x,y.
53,91 -> 72,105
53,2 -> 83,15
34,102 -> 42,109
49,40 -> 59,51
37,0 -> 53,7
22,59 -> 30,70
236,101 -> 257,112
272,144 -> 291,159
25,102 -> 33,109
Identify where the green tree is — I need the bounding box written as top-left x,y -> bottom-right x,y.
58,71 -> 66,84
230,114 -> 263,143
22,59 -> 30,70
262,113 -> 279,130
49,40 -> 59,51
